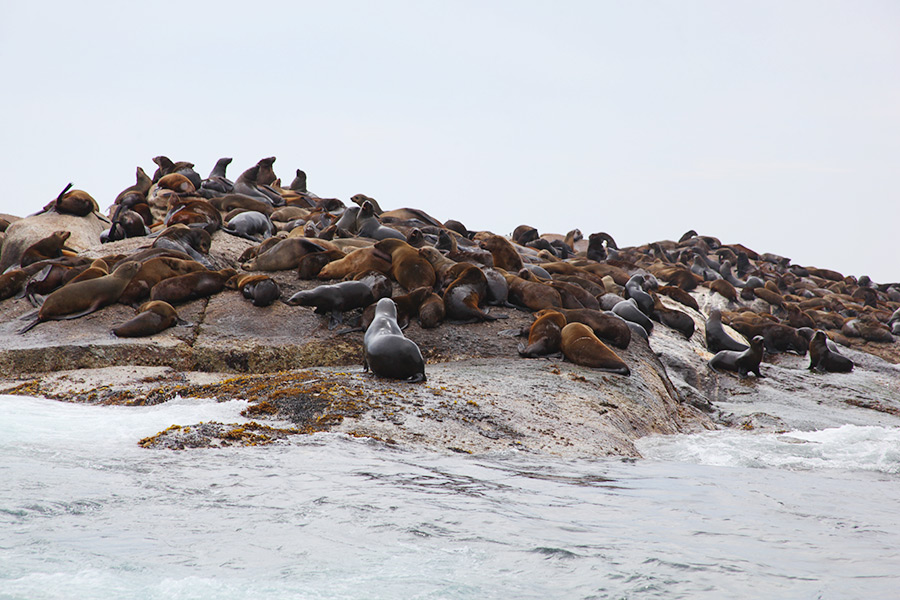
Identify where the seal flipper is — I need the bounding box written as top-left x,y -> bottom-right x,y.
405,372 -> 426,383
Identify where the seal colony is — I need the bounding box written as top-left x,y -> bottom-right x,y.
0,154 -> 898,451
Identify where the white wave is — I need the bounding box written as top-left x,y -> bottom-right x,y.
0,394 -> 250,453
636,425 -> 900,474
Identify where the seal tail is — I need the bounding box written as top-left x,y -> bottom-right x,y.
18,317 -> 42,334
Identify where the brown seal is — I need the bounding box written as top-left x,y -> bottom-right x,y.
149,268 -> 236,304
317,246 -> 392,280
417,246 -> 459,282
20,231 -> 72,267
536,307 -> 631,349
0,269 -> 27,301
164,199 -> 222,234
119,256 -> 208,304
363,298 -> 426,382
479,235 -> 523,272
43,183 -> 99,217
112,300 -> 179,337
19,261 -> 141,333
157,173 -> 196,194
707,279 -> 738,302
656,285 -> 699,311
242,237 -> 336,271
518,310 -> 567,357
152,225 -> 213,268
66,259 -> 109,285
807,330 -> 853,372
708,335 -> 765,377
373,238 -> 436,291
418,291 -> 445,328
560,322 -> 630,375
502,272 -> 562,311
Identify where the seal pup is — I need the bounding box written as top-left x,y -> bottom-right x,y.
705,309 -> 749,353
363,298 -> 426,382
708,335 -> 765,377
112,300 -> 179,337
19,261 -> 141,333
560,322 -> 631,375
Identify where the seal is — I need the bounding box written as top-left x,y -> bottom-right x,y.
443,265 -> 507,322
164,199 -> 222,234
119,256 -> 208,304
20,231 -> 72,267
287,275 -> 391,328
223,210 -> 275,242
650,292 -> 695,338
317,246 -> 392,280
479,235 -> 523,272
43,183 -> 99,217
242,237 -> 336,272
611,298 -> 654,335
560,322 -> 630,375
535,307 -> 631,349
355,201 -> 405,240
19,261 -> 141,333
807,330 -> 853,372
201,157 -> 234,194
227,273 -> 282,307
373,238 -> 436,291
152,225 -> 213,268
112,300 -> 179,337
363,298 -> 427,382
149,268 -> 236,304
518,310 -> 567,358
704,309 -> 749,353
0,269 -> 27,301
418,291 -> 445,328
503,272 -> 562,311
708,335 -> 765,377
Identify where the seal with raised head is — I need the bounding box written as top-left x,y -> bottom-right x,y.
20,231 -> 72,267
373,238 -> 436,291
112,300 -> 179,337
807,330 -> 853,373
363,298 -> 427,382
19,261 -> 141,333
705,309 -> 749,353
356,201 -> 405,241
560,322 -> 631,375
708,335 -> 765,377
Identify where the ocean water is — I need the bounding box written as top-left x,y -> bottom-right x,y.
1,394 -> 898,600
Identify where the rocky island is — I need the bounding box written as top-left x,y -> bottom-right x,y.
1,156 -> 898,455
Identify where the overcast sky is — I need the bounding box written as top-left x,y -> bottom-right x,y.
2,1 -> 897,282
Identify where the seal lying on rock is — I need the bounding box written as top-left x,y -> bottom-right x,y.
363,298 -> 426,382
708,335 -> 765,378
112,300 -> 179,337
19,261 -> 141,333
560,322 -> 631,375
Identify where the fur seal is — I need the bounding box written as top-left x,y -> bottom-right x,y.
164,199 -> 222,234
807,330 -> 853,372
19,261 -> 141,333
518,310 -> 567,357
373,238 -> 436,291
152,225 -> 213,268
43,183 -> 99,217
242,237 -> 335,272
20,231 -> 72,267
443,265 -> 507,322
708,335 -> 765,377
112,300 -> 178,337
611,298 -> 654,335
503,273 -> 562,311
479,235 -> 523,272
149,268 -> 235,304
356,201 -> 405,240
287,275 -> 391,328
118,256 -> 208,304
536,307 -> 631,349
418,291 -> 445,328
363,298 -> 426,382
0,269 -> 27,300
705,309 -> 749,353
228,273 -> 282,307
223,210 -> 274,242
317,246 -> 392,280
201,157 -> 234,194
560,322 -> 630,375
